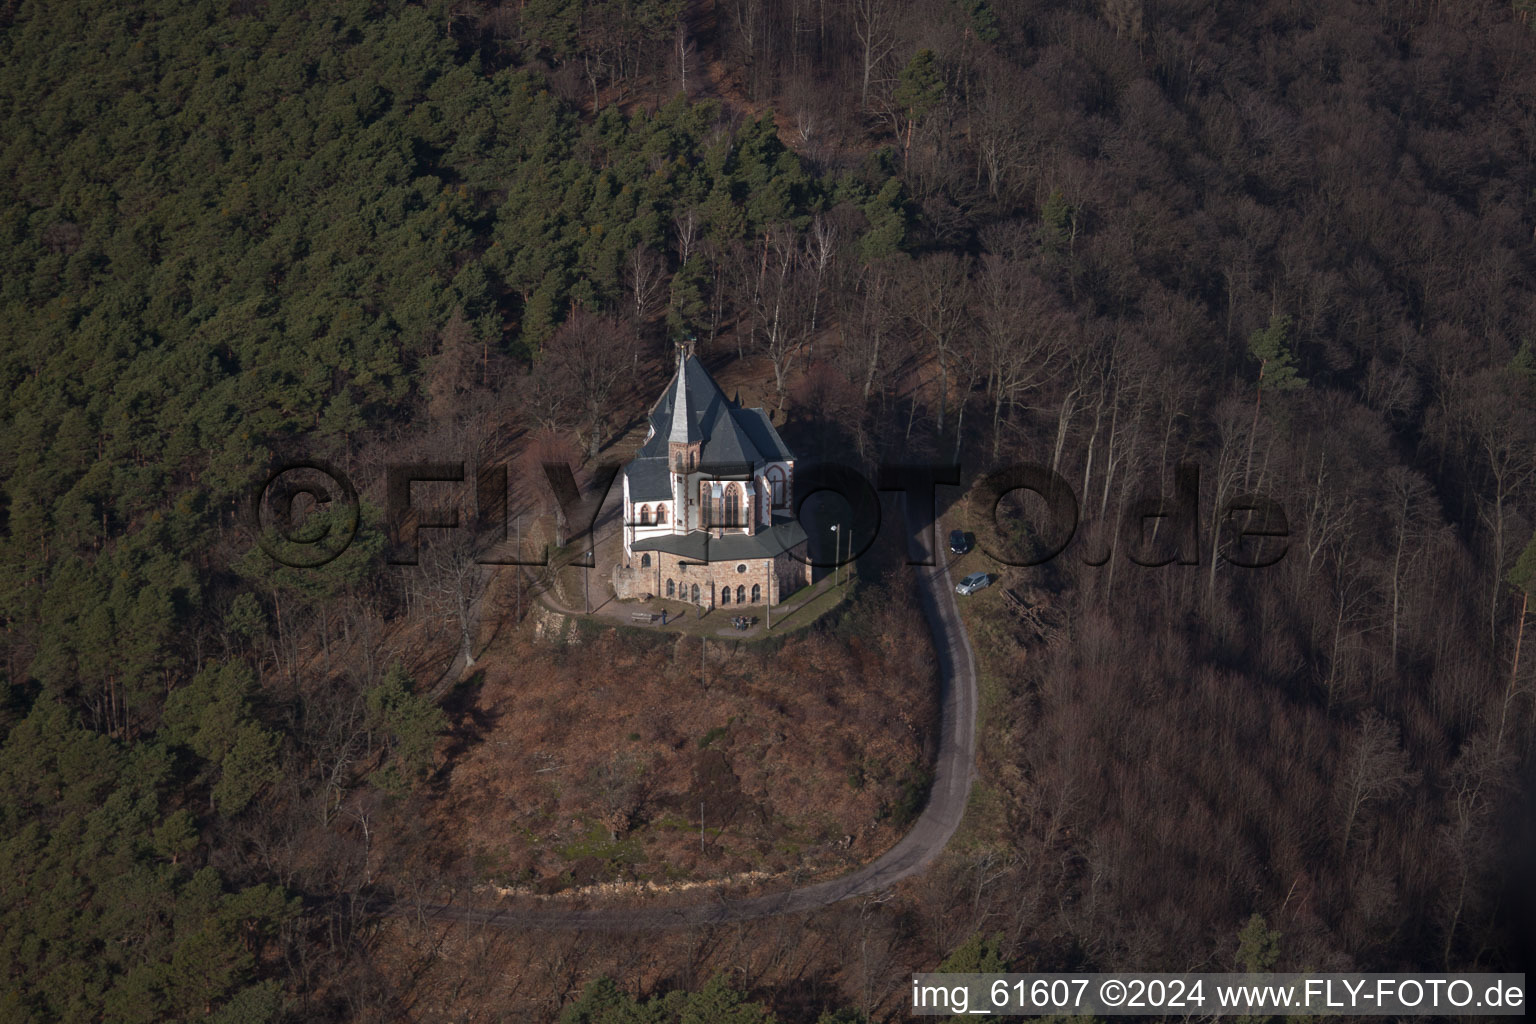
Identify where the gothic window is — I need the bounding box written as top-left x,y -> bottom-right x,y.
656,505 -> 666,524
736,585 -> 745,604
691,583 -> 700,603
639,505 -> 651,525
766,466 -> 786,507
724,484 -> 740,527
666,579 -> 674,597
721,587 -> 731,604
751,583 -> 761,603
640,553 -> 651,568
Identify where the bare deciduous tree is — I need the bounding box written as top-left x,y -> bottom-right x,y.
543,308 -> 637,460
904,252 -> 971,437
623,244 -> 668,331
1336,711 -> 1419,853
420,532 -> 489,673
673,207 -> 701,266
976,255 -> 1065,459
742,224 -> 814,409
803,211 -> 838,351
852,0 -> 896,112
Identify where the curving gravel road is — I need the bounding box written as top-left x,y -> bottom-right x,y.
391,492 -> 978,931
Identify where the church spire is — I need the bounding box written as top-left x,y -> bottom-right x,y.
667,345 -> 691,445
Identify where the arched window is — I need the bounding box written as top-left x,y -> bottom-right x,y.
724,484 -> 741,527
640,553 -> 651,568
721,587 -> 731,605
691,583 -> 700,603
751,583 -> 761,603
639,505 -> 651,525
656,505 -> 666,524
666,579 -> 674,597
736,585 -> 745,604
766,466 -> 786,507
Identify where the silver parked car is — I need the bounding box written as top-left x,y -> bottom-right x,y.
955,572 -> 991,595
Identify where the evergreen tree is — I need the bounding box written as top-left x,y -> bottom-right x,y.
938,931 -> 1010,972
1248,314 -> 1306,393
366,662 -> 448,795
1233,913 -> 1283,1024
1237,912 -> 1283,972
895,49 -> 946,156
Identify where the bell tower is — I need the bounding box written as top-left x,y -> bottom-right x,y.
667,342 -> 701,531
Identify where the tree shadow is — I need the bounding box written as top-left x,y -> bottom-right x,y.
431,669 -> 495,787
761,967 -> 860,1024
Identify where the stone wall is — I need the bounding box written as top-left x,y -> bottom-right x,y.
611,543 -> 811,607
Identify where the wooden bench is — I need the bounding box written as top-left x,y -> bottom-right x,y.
630,611 -> 656,624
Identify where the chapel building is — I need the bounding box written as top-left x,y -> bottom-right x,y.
611,347 -> 810,608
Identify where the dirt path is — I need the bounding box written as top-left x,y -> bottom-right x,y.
382,490 -> 978,930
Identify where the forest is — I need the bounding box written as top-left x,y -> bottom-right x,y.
2,0 -> 1535,1020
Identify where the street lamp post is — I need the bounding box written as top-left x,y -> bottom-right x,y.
830,524 -> 838,587
831,523 -> 846,588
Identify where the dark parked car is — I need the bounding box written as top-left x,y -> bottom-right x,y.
948,529 -> 972,554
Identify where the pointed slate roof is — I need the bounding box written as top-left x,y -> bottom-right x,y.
624,355 -> 794,502
636,355 -> 791,467
665,348 -> 700,445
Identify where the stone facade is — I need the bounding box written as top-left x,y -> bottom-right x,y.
612,544 -> 811,608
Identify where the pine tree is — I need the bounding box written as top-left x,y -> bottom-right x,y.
1248,314 -> 1306,393
366,663 -> 448,795
677,975 -> 777,1024
895,50 -> 945,157
938,932 -> 1009,972
1233,913 -> 1283,1024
